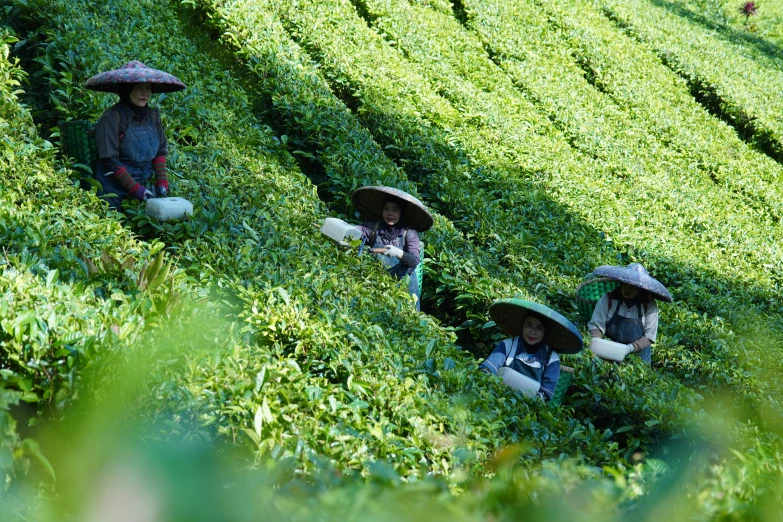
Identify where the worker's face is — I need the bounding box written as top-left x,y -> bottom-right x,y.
522,316 -> 546,346
621,283 -> 639,299
129,82 -> 152,107
382,202 -> 401,226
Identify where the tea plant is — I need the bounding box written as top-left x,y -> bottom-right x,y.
4,0 -> 783,517
3,0 -> 646,493
598,0 -> 783,163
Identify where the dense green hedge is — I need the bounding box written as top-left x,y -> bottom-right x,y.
182,0 -> 553,342
186,0 -> 783,514
597,0 -> 783,164
451,0 -> 783,384
5,0 -> 478,480
533,0 -> 783,215
2,0 -> 658,490
3,0 -> 783,517
454,0 -> 783,404
263,0 -> 783,416
0,28 -> 197,486
189,0 -> 712,462
460,0 -> 783,216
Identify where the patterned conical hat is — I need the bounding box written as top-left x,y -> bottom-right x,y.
351,186 -> 434,232
489,298 -> 583,354
591,263 -> 673,302
85,61 -> 186,93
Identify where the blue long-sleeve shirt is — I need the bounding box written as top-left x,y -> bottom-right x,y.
480,337 -> 561,400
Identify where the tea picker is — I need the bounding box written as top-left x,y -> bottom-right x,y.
320,186 -> 432,311
352,186 -> 432,311
81,61 -> 192,219
481,299 -> 582,405
580,263 -> 673,364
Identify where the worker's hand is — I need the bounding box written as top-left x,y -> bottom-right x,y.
625,343 -> 637,355
380,245 -> 404,259
155,185 -> 168,198
143,189 -> 154,201
130,185 -> 149,201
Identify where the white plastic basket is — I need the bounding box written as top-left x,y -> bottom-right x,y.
589,338 -> 631,362
146,197 -> 193,222
320,218 -> 362,246
497,367 -> 540,397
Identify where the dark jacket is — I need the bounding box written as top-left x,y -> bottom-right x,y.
356,221 -> 420,275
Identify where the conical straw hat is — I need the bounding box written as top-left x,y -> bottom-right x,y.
351,186 -> 434,232
489,298 -> 583,354
85,61 -> 186,93
591,263 -> 673,302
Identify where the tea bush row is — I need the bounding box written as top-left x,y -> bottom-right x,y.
188,0 -> 719,465
539,0 -> 783,218
194,0 -> 783,510
597,0 -> 783,164
2,0 -> 779,515
265,0 -> 783,420
2,0 -> 475,483
5,0 -> 649,487
460,0 -> 783,221
0,25 -> 202,478
454,0 -> 783,404
183,0 -> 571,343
335,0 -> 783,483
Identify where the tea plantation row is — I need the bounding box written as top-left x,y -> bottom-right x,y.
183,0 -> 783,513
461,0 -> 783,221
2,0 -> 504,486
598,0 -> 783,163
0,26 -> 207,484
208,2 -> 783,418
2,0 -> 783,518
1,0 -> 668,503
191,0 -> 713,460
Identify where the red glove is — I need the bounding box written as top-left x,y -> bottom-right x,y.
152,155 -> 169,191
129,183 -> 149,201
113,166 -> 146,201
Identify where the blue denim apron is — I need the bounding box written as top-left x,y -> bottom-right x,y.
97,123 -> 159,209
605,300 -> 650,364
370,225 -> 421,311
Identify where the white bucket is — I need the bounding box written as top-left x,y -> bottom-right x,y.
589,338 -> 631,362
146,197 -> 194,222
320,218 -> 362,246
497,367 -> 540,397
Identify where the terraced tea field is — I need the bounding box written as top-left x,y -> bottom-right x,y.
1,0 -> 782,518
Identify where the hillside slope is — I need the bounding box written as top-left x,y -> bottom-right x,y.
2,0 -> 783,518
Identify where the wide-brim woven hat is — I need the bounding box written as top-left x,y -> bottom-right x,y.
85,61 -> 186,93
489,298 -> 583,354
591,263 -> 673,302
351,186 -> 434,232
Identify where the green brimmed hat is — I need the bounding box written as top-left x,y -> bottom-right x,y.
489,298 -> 583,354
351,186 -> 434,232
592,263 -> 673,302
